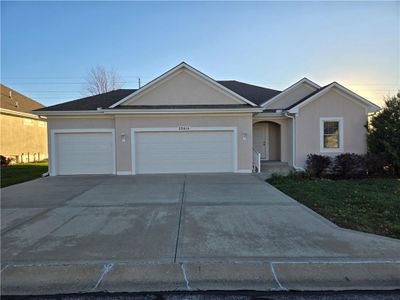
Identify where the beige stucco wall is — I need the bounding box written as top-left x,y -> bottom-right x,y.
266,82 -> 317,109
47,117 -> 115,130
1,113 -> 48,162
46,113 -> 253,173
122,70 -> 243,106
295,89 -> 368,167
44,86 -> 370,173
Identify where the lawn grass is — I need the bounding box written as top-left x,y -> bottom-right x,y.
1,162 -> 48,188
267,176 -> 400,239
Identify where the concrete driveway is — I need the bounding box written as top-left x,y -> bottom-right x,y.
1,174 -> 400,294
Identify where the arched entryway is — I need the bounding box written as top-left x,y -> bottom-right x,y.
253,121 -> 281,161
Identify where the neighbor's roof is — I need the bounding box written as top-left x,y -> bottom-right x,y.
1,84 -> 45,113
35,81 -> 281,111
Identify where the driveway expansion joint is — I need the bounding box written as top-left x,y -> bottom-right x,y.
174,175 -> 186,263
1,207 -> 54,235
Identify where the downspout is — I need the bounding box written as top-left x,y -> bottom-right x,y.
284,112 -> 305,172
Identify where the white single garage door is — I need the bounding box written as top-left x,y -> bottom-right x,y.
134,130 -> 235,174
55,132 -> 114,175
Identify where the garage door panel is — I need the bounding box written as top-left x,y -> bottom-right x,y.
56,132 -> 114,175
135,130 -> 235,174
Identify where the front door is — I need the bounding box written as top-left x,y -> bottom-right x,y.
253,123 -> 269,159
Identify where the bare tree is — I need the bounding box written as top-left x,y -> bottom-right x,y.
84,65 -> 123,95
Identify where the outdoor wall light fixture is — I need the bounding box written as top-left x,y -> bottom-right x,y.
242,133 -> 248,141
121,133 -> 126,143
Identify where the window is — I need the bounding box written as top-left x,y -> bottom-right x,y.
320,118 -> 343,152
324,121 -> 339,148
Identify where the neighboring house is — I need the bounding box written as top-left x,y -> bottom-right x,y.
34,62 -> 380,176
1,84 -> 48,163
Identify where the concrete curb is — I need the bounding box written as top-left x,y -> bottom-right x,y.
1,261 -> 399,295
273,262 -> 400,291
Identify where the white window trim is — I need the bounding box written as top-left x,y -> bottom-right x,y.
320,117 -> 344,153
130,127 -> 238,175
50,128 -> 116,176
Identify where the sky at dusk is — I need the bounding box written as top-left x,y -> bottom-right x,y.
1,1 -> 399,106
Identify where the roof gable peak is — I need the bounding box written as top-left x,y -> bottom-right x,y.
261,77 -> 320,107
287,82 -> 380,113
109,62 -> 258,108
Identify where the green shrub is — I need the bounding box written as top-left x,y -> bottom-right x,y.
288,170 -> 311,179
365,153 -> 387,177
306,154 -> 332,178
367,92 -> 400,176
333,153 -> 366,179
270,172 -> 284,180
1,155 -> 13,167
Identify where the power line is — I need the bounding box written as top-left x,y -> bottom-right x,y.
18,88 -> 393,93
1,75 -> 154,79
2,82 -> 131,85
15,91 -> 83,93
2,76 -> 400,86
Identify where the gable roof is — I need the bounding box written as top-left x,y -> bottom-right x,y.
285,84 -> 331,110
109,62 -> 258,108
37,89 -> 136,111
287,82 -> 381,113
217,80 -> 280,106
34,80 -> 279,112
261,77 -> 320,107
32,63 -> 379,114
1,84 -> 44,114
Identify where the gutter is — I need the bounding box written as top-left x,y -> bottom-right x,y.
1,108 -> 47,120
32,110 -> 104,116
33,107 -> 264,116
284,112 -> 305,172
102,108 -> 263,114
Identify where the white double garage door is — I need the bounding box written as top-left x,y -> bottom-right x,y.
53,128 -> 237,175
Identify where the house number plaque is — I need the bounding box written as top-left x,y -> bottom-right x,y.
178,126 -> 191,131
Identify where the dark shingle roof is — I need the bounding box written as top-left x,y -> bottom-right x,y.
285,84 -> 331,110
1,84 -> 44,113
217,80 -> 281,106
35,80 -> 281,112
37,89 -> 136,111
